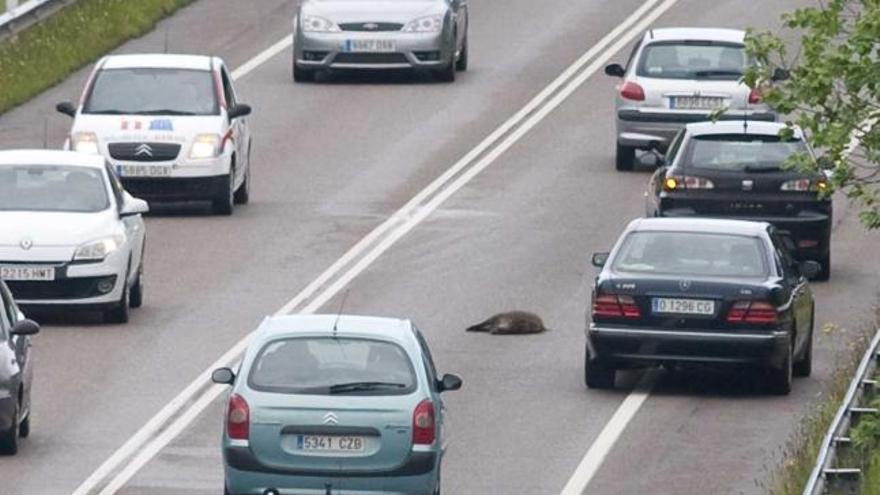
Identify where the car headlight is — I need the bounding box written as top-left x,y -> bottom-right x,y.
72,132 -> 100,154
403,15 -> 443,33
74,235 -> 125,262
301,15 -> 341,33
189,134 -> 222,159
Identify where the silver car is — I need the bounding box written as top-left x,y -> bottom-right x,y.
604,28 -> 776,171
293,0 -> 469,82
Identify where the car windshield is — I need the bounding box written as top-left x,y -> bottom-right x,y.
637,42 -> 747,80
683,134 -> 806,171
0,165 -> 109,213
248,337 -> 417,396
612,231 -> 768,278
83,68 -> 218,116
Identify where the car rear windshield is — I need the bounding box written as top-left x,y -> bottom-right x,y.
637,41 -> 747,80
0,165 -> 109,213
83,68 -> 219,116
612,231 -> 768,278
248,337 -> 418,396
683,134 -> 807,172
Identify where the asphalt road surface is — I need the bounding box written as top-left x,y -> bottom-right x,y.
0,0 -> 878,494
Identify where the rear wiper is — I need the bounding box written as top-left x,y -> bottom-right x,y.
743,165 -> 782,173
328,382 -> 407,394
131,109 -> 198,116
693,69 -> 743,78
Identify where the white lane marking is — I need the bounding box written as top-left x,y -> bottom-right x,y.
73,0 -> 677,492
559,373 -> 658,495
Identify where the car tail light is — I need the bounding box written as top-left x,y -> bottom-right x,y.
593,294 -> 641,319
797,239 -> 820,248
780,178 -> 828,193
664,175 -> 714,191
748,87 -> 763,104
226,394 -> 250,440
726,301 -> 778,324
412,400 -> 436,445
619,81 -> 645,102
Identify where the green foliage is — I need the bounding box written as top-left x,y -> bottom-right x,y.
0,0 -> 195,115
852,397 -> 880,456
745,0 -> 880,229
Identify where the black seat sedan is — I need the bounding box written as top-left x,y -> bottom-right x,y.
646,121 -> 832,280
0,279 -> 39,455
586,218 -> 819,395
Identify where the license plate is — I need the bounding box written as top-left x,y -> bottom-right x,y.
298,435 -> 366,453
672,96 -> 725,110
0,265 -> 55,281
652,298 -> 715,316
117,165 -> 172,178
344,39 -> 396,53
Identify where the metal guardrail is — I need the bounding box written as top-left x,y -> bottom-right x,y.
0,0 -> 74,39
803,329 -> 880,495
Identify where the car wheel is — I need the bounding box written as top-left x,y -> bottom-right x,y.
233,160 -> 250,205
584,346 -> 615,389
104,284 -> 130,324
434,44 -> 456,82
293,61 -> 315,83
768,339 -> 793,395
19,411 -> 30,439
433,464 -> 442,495
615,143 -> 636,171
794,308 -> 814,378
129,261 -> 144,309
0,400 -> 20,455
815,252 -> 831,282
455,34 -> 468,72
213,169 -> 235,216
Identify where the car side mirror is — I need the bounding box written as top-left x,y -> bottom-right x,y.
120,194 -> 149,217
10,319 -> 40,336
771,67 -> 791,82
604,63 -> 625,78
592,252 -> 610,268
437,373 -> 462,392
799,261 -> 821,280
212,367 -> 236,385
56,101 -> 77,118
227,104 -> 252,120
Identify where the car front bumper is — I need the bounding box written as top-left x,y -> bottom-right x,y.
224,446 -> 438,495
294,31 -> 452,70
587,324 -> 791,368
3,257 -> 128,308
616,109 -> 777,150
120,174 -> 229,203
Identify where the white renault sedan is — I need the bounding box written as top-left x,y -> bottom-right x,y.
57,54 -> 253,215
0,150 -> 148,323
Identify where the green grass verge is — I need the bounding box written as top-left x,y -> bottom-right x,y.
0,0 -> 196,115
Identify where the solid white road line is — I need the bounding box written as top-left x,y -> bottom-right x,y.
73,0 -> 678,493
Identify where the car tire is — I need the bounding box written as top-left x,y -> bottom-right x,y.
435,44 -> 456,82
615,143 -> 636,171
293,61 -> 315,83
768,339 -> 793,395
455,35 -> 468,72
0,400 -> 19,455
432,465 -> 441,495
104,284 -> 130,324
19,412 -> 30,439
129,261 -> 144,309
213,169 -> 235,216
584,346 -> 616,389
233,160 -> 250,205
815,252 -> 831,282
794,308 -> 815,378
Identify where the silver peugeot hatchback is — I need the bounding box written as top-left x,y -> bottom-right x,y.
604,28 -> 776,171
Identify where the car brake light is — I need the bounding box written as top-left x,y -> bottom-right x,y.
413,400 -> 436,445
620,81 -> 645,102
593,294 -> 641,319
665,175 -> 714,190
226,393 -> 250,440
748,87 -> 763,104
726,301 -> 778,324
781,178 -> 827,192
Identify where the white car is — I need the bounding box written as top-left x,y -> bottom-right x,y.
56,54 -> 253,215
0,150 -> 148,323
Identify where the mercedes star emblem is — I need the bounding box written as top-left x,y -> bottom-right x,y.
19,238 -> 33,250
679,280 -> 692,291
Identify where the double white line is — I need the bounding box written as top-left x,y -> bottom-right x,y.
71,0 -> 679,493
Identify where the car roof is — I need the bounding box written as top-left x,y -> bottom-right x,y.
627,217 -> 771,237
99,54 -> 217,71
255,314 -> 415,343
0,150 -> 106,169
685,120 -> 803,138
645,27 -> 745,44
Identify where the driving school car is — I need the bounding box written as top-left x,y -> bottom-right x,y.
57,54 -> 253,215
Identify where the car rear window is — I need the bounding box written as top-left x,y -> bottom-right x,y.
612,231 -> 768,278
683,134 -> 807,172
637,41 -> 746,80
248,337 -> 418,396
0,165 -> 109,213
84,68 -> 219,116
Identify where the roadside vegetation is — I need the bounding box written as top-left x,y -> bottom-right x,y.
852,388 -> 880,494
0,0 -> 195,115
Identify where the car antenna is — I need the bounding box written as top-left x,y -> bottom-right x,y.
332,289 -> 351,337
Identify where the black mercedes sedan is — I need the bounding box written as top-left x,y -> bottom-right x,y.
645,121 -> 832,280
0,279 -> 39,455
586,218 -> 819,395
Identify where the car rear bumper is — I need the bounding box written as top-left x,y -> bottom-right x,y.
294,31 -> 452,70
587,324 -> 791,368
121,175 -> 227,203
224,446 -> 438,494
616,109 -> 776,149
